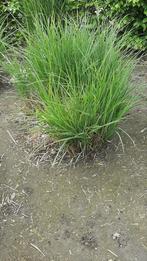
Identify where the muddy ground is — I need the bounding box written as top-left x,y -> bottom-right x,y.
0,63 -> 147,261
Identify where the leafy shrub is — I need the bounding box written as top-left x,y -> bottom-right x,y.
65,0 -> 97,13
0,0 -> 22,37
4,19 -> 138,152
96,0 -> 147,50
65,0 -> 147,50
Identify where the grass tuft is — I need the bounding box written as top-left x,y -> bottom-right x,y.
3,18 -> 138,152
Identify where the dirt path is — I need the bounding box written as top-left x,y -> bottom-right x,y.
0,63 -> 147,261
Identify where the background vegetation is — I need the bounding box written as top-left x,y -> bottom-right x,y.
95,0 -> 147,50
0,20 -> 6,56
0,0 -> 146,50
0,0 -> 22,42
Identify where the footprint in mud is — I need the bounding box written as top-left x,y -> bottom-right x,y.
80,232 -> 98,250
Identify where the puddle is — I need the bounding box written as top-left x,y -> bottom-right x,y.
0,63 -> 147,260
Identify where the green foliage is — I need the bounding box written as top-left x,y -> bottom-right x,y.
1,1 -> 146,50
0,26 -> 5,57
65,0 -> 97,12
0,19 -> 8,60
20,0 -> 66,31
64,0 -> 147,50
4,19 -> 138,151
0,0 -> 22,43
95,0 -> 147,50
0,0 -> 20,16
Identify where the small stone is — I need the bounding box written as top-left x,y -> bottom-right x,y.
112,232 -> 120,240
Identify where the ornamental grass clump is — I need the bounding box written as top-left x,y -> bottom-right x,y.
4,19 -> 138,152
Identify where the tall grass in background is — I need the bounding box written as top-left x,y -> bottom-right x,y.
0,19 -> 7,59
4,18 -> 138,152
0,18 -> 10,84
21,0 -> 65,31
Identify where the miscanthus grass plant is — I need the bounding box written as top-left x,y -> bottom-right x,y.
4,19 -> 138,153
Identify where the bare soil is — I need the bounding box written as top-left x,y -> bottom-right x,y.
0,63 -> 147,261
